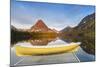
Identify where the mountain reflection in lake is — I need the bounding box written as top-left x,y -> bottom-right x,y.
11,37 -> 95,66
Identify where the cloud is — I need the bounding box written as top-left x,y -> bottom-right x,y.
11,20 -> 32,29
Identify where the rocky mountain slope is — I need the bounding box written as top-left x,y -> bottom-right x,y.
30,19 -> 57,33
60,13 -> 95,55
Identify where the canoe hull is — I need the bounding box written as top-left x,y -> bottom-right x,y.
15,44 -> 79,56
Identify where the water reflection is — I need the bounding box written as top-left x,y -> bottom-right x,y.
60,37 -> 95,55
11,36 -> 95,55
11,36 -> 95,66
29,38 -> 57,46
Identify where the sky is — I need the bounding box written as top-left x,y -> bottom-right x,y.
11,0 -> 95,31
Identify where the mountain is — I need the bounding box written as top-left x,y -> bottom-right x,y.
60,26 -> 72,33
31,20 -> 48,31
75,13 -> 95,31
30,19 -> 57,33
11,25 -> 17,31
61,13 -> 95,34
60,13 -> 95,55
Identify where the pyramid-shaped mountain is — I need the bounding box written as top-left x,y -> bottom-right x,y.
30,19 -> 57,33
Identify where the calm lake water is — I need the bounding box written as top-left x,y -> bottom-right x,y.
11,38 -> 95,66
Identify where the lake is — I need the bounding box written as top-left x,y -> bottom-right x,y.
11,38 -> 95,66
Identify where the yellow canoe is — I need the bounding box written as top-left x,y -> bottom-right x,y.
15,43 -> 80,56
